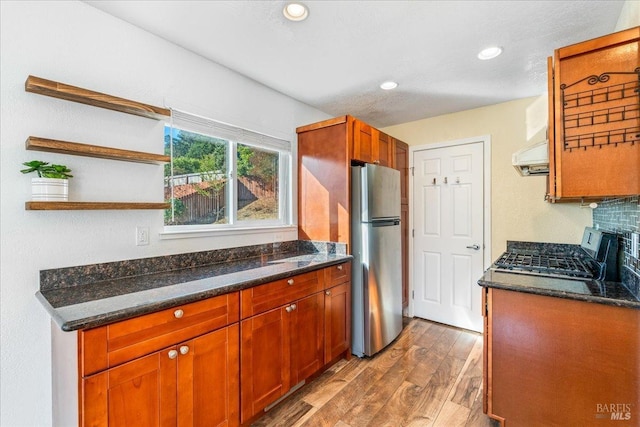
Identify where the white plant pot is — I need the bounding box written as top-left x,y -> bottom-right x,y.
31,177 -> 69,201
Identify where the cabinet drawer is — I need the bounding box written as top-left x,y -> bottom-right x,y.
240,270 -> 323,319
324,262 -> 351,289
80,292 -> 239,376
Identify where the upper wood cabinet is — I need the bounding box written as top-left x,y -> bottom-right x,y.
297,116 -> 353,245
394,138 -> 409,205
297,115 -> 408,246
353,121 -> 394,166
547,27 -> 640,201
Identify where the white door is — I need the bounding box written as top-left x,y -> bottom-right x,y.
413,142 -> 484,332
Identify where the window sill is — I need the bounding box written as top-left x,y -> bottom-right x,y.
159,224 -> 298,240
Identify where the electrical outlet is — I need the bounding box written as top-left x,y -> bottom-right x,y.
136,226 -> 150,246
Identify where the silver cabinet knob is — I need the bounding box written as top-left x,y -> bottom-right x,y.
174,309 -> 184,319
168,349 -> 178,359
466,244 -> 480,250
326,290 -> 331,296
179,345 -> 189,355
287,279 -> 294,285
285,304 -> 298,313
337,265 -> 343,271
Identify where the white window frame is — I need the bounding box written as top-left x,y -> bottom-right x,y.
161,109 -> 292,237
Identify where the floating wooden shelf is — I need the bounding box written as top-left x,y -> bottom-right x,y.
25,75 -> 171,120
26,136 -> 170,164
26,202 -> 170,211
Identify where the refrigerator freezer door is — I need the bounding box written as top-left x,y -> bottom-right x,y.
361,164 -> 401,221
362,221 -> 403,356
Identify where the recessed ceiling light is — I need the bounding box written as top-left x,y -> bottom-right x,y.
283,2 -> 309,21
380,81 -> 398,90
478,46 -> 503,60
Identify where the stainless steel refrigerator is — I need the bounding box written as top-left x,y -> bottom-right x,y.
351,163 -> 403,357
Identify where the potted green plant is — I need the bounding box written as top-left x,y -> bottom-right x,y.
21,160 -> 73,201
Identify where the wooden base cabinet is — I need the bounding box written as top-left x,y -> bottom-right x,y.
75,263 -> 351,427
79,293 -> 241,427
324,281 -> 351,362
82,325 -> 239,427
547,26 -> 640,200
483,287 -> 640,426
240,289 -> 324,425
239,263 -> 351,424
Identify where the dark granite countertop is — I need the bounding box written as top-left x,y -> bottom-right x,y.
36,241 -> 352,331
478,240 -> 640,309
478,269 -> 639,309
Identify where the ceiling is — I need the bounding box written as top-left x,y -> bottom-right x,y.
84,1 -> 625,128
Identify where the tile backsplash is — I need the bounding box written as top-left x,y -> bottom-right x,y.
592,196 -> 639,297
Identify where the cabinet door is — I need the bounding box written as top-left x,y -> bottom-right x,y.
178,325 -> 239,427
291,292 -> 325,383
394,139 -> 409,205
400,204 -> 409,308
240,307 -> 291,423
377,131 -> 394,167
324,282 -> 351,363
297,120 -> 350,244
81,348 -> 177,427
353,120 -> 377,163
552,27 -> 640,198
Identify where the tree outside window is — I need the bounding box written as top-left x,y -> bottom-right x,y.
164,126 -> 283,227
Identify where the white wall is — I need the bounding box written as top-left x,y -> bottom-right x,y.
615,0 -> 640,30
383,96 -> 593,259
0,2 -> 329,425
382,4 -> 638,260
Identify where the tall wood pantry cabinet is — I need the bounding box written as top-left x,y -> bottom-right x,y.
547,26 -> 639,201
297,115 -> 410,308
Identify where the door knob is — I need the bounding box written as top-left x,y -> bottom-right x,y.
466,244 -> 480,250
168,350 -> 178,359
179,345 -> 189,355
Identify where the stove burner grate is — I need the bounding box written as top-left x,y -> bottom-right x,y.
493,252 -> 599,279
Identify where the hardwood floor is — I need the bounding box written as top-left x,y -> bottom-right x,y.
252,317 -> 499,427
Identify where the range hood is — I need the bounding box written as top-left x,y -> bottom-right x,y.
512,140 -> 549,176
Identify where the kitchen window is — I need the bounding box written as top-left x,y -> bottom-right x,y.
164,109 -> 291,231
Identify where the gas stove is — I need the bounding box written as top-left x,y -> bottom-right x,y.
490,228 -> 619,281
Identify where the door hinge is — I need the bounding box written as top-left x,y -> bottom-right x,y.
412,290 -> 415,299
412,229 -> 414,238
411,167 -> 414,176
